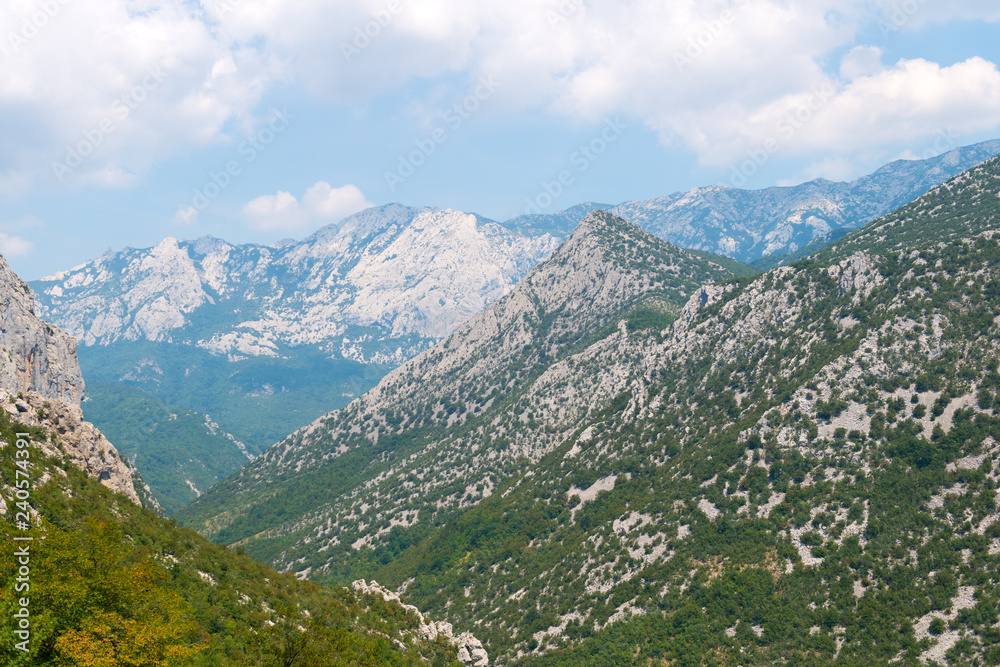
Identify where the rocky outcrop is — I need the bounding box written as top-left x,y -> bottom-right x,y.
1,252 -> 151,509
351,579 -> 488,666
0,253 -> 84,403
1,391 -> 145,506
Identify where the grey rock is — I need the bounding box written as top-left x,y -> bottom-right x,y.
0,253 -> 84,403
1,391 -> 145,506
1,252 -> 151,509
31,205 -> 562,356
351,579 -> 488,665
609,139 -> 1000,263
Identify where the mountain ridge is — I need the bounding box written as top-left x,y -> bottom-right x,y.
183,155 -> 1000,665
608,138 -> 1000,262
177,210 -> 748,551
28,139 -> 1000,514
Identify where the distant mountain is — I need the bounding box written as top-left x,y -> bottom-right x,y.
501,202 -> 612,237
35,204 -> 560,347
31,140 -> 1000,514
32,205 -> 562,509
608,138 -> 1000,263
488,139 -> 1000,264
184,156 -> 1000,665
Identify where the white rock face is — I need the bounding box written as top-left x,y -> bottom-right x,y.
32,205 -> 562,360
351,579 -> 488,666
1,253 -> 84,404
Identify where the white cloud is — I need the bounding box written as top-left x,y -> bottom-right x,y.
661,56 -> 1000,170
3,0 -> 1000,195
814,57 -> 1000,148
301,182 -> 372,220
0,0 -> 279,190
840,46 -> 885,80
173,206 -> 199,226
243,182 -> 373,232
0,233 -> 33,258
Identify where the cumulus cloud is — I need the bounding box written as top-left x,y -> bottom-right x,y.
243,182 -> 373,232
227,0 -> 996,168
0,0 -> 278,190
0,233 -> 33,258
173,205 -> 199,226
2,0 -> 1000,194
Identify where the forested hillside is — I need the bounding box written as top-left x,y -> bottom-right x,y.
0,409 -> 470,665
181,156 -> 1000,665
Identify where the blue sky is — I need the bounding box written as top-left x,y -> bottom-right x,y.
1,0 -> 1000,280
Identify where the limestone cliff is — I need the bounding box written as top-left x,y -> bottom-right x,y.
0,253 -> 83,403
0,252 -> 150,508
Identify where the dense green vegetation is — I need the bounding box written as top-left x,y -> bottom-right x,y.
0,411 -> 463,666
78,340 -> 394,514
80,340 -> 391,449
82,383 -> 260,514
170,160 -> 1000,665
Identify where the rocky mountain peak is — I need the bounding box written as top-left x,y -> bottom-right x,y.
609,138 -> 1000,263
34,203 -> 564,351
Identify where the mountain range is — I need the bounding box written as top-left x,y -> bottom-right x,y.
29,139 -> 1000,513
30,207 -> 563,510
177,154 -> 1000,665
6,139 -> 1000,665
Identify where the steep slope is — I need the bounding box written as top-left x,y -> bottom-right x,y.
177,211 -> 750,569
196,159 -> 1000,664
815,154 -> 1000,263
1,253 -> 83,404
611,138 -> 1000,263
0,408 -> 478,666
358,162 -> 1000,665
0,252 -> 147,507
0,252 -> 481,666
